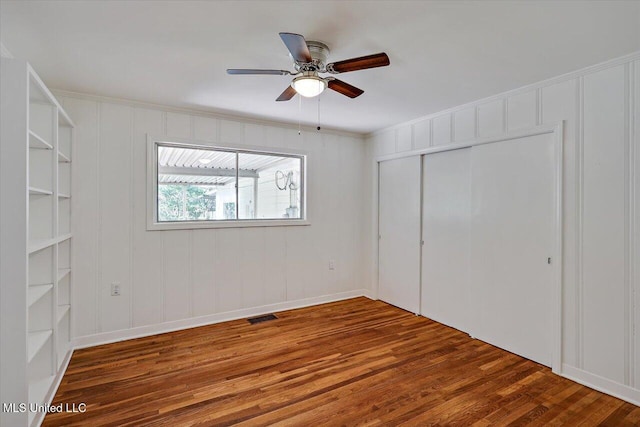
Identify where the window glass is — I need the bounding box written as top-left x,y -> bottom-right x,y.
238,153 -> 302,220
155,143 -> 304,224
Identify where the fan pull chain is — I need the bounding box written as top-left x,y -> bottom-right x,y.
298,94 -> 302,136
317,96 -> 321,131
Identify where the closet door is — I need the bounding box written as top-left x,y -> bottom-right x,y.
421,148 -> 471,332
378,156 -> 421,313
469,133 -> 556,366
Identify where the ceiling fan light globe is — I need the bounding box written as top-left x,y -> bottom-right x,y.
291,76 -> 326,98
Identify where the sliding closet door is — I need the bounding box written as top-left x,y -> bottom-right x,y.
378,156 -> 421,314
421,148 -> 471,332
469,133 -> 556,366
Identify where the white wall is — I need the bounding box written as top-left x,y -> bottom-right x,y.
366,52 -> 640,403
57,94 -> 368,346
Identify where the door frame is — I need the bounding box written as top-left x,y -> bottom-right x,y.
374,122 -> 564,374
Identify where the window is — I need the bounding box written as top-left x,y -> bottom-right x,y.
148,140 -> 306,229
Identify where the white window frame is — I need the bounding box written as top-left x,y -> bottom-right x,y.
146,135 -> 309,230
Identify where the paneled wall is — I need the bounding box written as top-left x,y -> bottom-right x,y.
57,94 -> 368,345
366,52 -> 640,403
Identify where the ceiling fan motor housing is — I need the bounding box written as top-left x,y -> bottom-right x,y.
293,40 -> 330,72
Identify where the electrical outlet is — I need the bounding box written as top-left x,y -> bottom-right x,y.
111,282 -> 121,296
329,260 -> 336,270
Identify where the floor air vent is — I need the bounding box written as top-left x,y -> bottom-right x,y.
247,314 -> 278,324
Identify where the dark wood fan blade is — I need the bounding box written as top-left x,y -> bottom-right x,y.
227,69 -> 291,75
328,79 -> 364,98
327,53 -> 390,73
279,32 -> 312,63
276,85 -> 297,102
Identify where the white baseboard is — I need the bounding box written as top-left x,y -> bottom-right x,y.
73,289 -> 372,349
361,289 -> 376,300
561,363 -> 640,406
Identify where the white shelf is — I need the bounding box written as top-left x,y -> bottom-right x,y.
58,109 -> 75,128
29,238 -> 56,254
29,186 -> 53,196
57,305 -> 70,323
28,284 -> 53,307
58,151 -> 71,163
28,130 -> 53,150
57,233 -> 72,243
27,330 -> 52,363
58,268 -> 71,282
28,234 -> 71,254
58,193 -> 71,199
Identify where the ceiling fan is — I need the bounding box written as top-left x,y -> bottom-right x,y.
227,32 -> 390,101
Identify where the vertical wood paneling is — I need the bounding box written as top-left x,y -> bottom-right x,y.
165,112 -> 192,138
244,123 -> 265,146
263,227 -> 286,305
63,97 -> 99,337
219,119 -> 244,144
240,228 -> 266,308
283,127 -> 302,150
66,96 -> 365,339
542,78 -> 578,366
331,137 -> 357,294
432,114 -> 452,146
285,226 -> 318,300
191,230 -> 216,317
132,108 -> 164,327
454,107 -> 476,142
412,119 -> 431,150
340,138 -> 363,292
264,125 -> 285,149
634,60 -> 640,388
396,126 -> 412,152
214,228 -> 242,312
193,116 -> 217,142
99,103 -> 133,332
582,65 -> 627,383
162,231 -> 191,321
478,99 -> 505,137
507,90 -> 537,131
300,132 -> 329,298
372,129 -> 395,156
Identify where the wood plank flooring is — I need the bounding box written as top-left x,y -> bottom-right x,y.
44,297 -> 639,426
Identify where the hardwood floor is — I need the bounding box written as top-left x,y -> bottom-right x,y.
44,297 -> 638,426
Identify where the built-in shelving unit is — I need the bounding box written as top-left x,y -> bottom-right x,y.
1,58 -> 75,427
28,130 -> 54,150
58,152 -> 71,163
29,187 -> 53,196
27,331 -> 53,363
28,284 -> 54,307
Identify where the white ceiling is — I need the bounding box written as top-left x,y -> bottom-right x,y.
1,1 -> 639,134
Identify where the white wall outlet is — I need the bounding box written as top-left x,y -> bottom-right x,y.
111,282 -> 121,296
329,260 -> 336,270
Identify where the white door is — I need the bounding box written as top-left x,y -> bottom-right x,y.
469,133 -> 556,366
421,148 -> 471,332
378,156 -> 421,313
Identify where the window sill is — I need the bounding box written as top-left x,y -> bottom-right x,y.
147,219 -> 310,231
